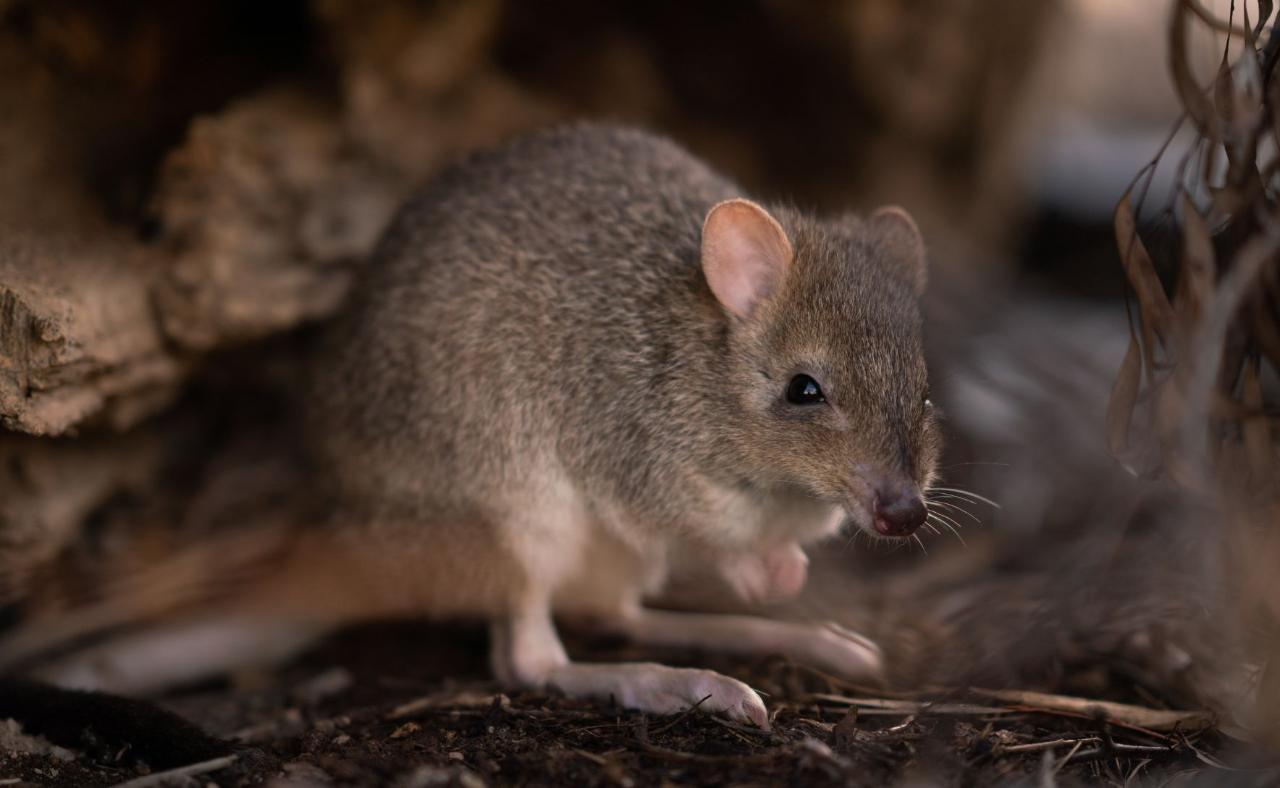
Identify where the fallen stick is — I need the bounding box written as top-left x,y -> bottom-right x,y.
997,736 -> 1100,754
110,755 -> 238,787
388,691 -> 509,719
806,694 -> 1009,715
971,689 -> 1214,732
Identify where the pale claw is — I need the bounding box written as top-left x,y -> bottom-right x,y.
682,669 -> 770,729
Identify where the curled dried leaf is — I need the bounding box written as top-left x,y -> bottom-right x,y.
1214,39 -> 1237,122
1255,0 -> 1274,37
1171,0 -> 1218,136
1216,27 -> 1266,190
1270,75 -> 1280,163
1115,190 -> 1176,367
1107,334 -> 1144,462
1155,373 -> 1186,444
1241,355 -> 1274,484
1187,0 -> 1255,35
1252,297 -> 1280,370
1179,230 -> 1280,474
1177,193 -> 1216,341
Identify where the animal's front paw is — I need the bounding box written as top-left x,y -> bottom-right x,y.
762,543 -> 808,598
720,543 -> 809,604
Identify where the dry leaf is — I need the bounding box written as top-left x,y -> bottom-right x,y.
1255,0 -> 1274,37
1107,335 -> 1144,462
1176,194 -> 1215,336
1171,0 -> 1218,137
1241,355 -> 1273,484
1114,190 -> 1175,369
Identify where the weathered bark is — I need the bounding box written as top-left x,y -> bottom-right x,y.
0,0 -> 555,438
0,39 -> 181,437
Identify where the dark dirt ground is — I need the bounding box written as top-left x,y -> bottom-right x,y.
3,621 -> 1275,788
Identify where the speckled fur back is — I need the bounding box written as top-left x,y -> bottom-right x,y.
307,123 -> 936,550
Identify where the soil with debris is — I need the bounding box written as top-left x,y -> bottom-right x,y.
3,622 -> 1269,788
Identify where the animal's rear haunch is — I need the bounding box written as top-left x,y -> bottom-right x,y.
3,124 -> 938,726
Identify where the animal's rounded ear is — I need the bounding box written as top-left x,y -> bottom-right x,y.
869,205 -> 927,296
701,198 -> 794,319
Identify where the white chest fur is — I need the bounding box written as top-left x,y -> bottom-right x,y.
551,483 -> 845,618
698,480 -> 846,550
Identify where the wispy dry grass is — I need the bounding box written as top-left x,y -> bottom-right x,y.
1109,0 -> 1280,744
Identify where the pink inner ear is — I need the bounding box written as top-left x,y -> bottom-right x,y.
711,228 -> 778,315
701,199 -> 793,319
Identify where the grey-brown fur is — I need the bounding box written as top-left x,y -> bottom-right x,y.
310,123 -> 938,556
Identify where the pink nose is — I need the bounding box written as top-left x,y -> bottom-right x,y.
873,487 -> 926,536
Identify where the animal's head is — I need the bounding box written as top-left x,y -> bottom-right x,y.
702,198 -> 940,538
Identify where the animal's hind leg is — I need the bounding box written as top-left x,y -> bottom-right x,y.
601,608 -> 884,683
33,615 -> 331,695
490,601 -> 770,728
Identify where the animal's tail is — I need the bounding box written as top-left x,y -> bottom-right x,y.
0,511 -> 304,676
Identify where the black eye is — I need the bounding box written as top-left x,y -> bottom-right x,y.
786,374 -> 825,405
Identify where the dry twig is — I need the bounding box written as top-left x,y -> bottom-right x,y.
972,689 -> 1213,733
109,755 -> 238,788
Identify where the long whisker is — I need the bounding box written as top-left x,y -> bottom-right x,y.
911,534 -> 928,555
928,486 -> 1001,509
938,461 -> 1012,469
929,486 -> 985,500
842,523 -> 863,553
921,498 -> 967,516
925,499 -> 982,523
927,513 -> 967,546
925,509 -> 965,531
927,493 -> 984,510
